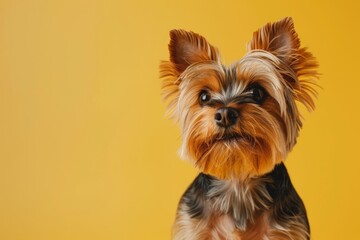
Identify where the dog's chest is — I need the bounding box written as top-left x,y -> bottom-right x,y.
208,213 -> 270,240
207,177 -> 272,230
174,176 -> 274,240
205,179 -> 272,239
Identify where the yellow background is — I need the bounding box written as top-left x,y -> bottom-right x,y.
0,0 -> 359,239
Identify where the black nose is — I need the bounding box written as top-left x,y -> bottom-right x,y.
214,107 -> 239,128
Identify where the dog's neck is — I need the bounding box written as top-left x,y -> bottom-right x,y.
206,174 -> 273,230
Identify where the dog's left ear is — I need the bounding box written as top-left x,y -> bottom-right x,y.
248,17 -> 318,111
247,17 -> 300,66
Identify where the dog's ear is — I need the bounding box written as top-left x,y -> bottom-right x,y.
160,30 -> 219,119
248,17 -> 319,111
247,17 -> 300,65
168,29 -> 219,74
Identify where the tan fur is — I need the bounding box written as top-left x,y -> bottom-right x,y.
162,17 -> 317,239
173,178 -> 310,240
161,17 -> 317,180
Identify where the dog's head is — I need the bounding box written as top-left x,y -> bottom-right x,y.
160,17 -> 318,179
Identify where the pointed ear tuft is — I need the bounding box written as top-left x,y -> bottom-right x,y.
169,29 -> 219,73
248,17 -> 319,112
247,17 -> 300,64
160,30 -> 219,119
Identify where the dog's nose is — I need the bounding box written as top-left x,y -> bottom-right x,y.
214,107 -> 239,128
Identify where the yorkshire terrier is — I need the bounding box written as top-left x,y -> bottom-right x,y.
160,17 -> 318,240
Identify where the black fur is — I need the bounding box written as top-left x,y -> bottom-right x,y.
180,173 -> 215,218
179,163 -> 309,234
266,163 -> 310,233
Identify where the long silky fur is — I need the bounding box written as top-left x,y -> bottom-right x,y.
161,17 -> 318,240
174,164 -> 310,240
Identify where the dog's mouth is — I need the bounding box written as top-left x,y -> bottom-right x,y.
212,131 -> 256,145
214,132 -> 242,143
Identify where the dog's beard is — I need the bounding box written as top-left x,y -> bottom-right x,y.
180,104 -> 288,180
183,133 -> 283,180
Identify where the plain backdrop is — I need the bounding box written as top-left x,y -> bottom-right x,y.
0,0 -> 359,239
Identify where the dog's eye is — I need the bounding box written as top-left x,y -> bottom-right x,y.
249,86 -> 265,103
199,91 -> 211,104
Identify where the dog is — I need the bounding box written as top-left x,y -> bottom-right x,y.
160,17 -> 318,240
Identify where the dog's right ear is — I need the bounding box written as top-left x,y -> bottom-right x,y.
168,29 -> 219,74
160,30 -> 219,119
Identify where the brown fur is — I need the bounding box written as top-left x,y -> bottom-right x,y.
161,17 -> 318,239
172,171 -> 310,240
